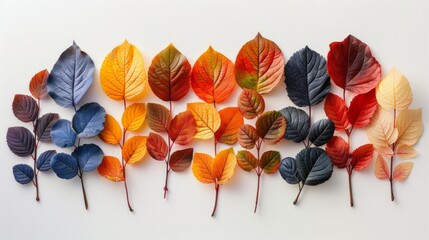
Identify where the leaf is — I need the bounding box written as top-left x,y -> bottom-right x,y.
146,103 -> 171,132
285,46 -> 331,107
29,69 -> 49,99
393,162 -> 413,181
169,148 -> 193,172
72,144 -> 104,172
235,33 -> 285,94
187,102 -> 221,140
395,144 -> 417,159
191,46 -> 236,104
50,119 -> 77,148
280,106 -> 309,143
367,108 -> 398,148
324,93 -> 349,131
122,136 -> 147,164
100,40 -> 146,101
236,150 -> 257,172
192,148 -> 236,184
12,94 -> 39,122
148,44 -> 192,101
13,164 -> 34,184
97,156 -> 124,182
327,35 -> 381,94
374,154 -> 389,180
192,152 -> 215,183
122,103 -> 146,131
48,42 -> 94,108
215,107 -> 244,145
295,147 -> 333,185
237,124 -> 259,149
37,150 -> 56,172
51,153 -> 78,179
348,89 -> 378,128
98,114 -> 122,145
260,150 -> 280,174
375,145 -> 395,158
396,109 -> 423,147
256,111 -> 286,145
35,113 -> 59,142
351,144 -> 374,171
325,136 -> 349,168
147,132 -> 168,161
237,89 -> 265,119
309,119 -> 335,146
169,111 -> 196,145
72,102 -> 106,138
7,127 -> 35,157
279,157 -> 300,184
376,68 -> 413,111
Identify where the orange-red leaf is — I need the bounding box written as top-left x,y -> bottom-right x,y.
237,89 -> 265,119
146,103 -> 171,133
97,156 -> 124,182
236,150 -> 257,172
169,148 -> 193,172
122,136 -> 147,164
348,89 -> 378,128
29,69 -> 49,99
99,114 -> 122,145
375,154 -> 389,180
215,107 -> 244,145
122,103 -> 146,131
393,162 -> 413,181
255,111 -> 286,145
324,93 -> 349,131
351,144 -> 374,171
147,132 -> 168,161
325,136 -> 349,168
237,124 -> 259,149
168,111 -> 196,145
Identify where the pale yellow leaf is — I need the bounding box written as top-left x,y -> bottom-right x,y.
395,144 -> 418,159
187,102 -> 220,140
376,68 -> 412,111
367,108 -> 398,147
396,108 -> 423,146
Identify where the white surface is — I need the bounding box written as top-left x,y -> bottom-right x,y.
1,0 -> 428,239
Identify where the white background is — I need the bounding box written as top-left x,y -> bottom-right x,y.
1,0 -> 428,239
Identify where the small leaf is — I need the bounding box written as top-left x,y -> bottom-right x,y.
168,111 -> 196,145
280,106 -> 309,143
211,148 -> 237,184
285,46 -> 331,107
29,69 -> 49,99
97,156 -> 124,182
325,136 -> 349,168
7,127 -> 34,157
72,144 -> 104,172
215,107 -> 244,145
147,132 -> 168,161
191,46 -> 236,104
148,44 -> 192,101
256,111 -> 286,145
35,113 -> 59,142
374,154 -> 389,180
192,152 -> 215,183
395,144 -> 418,159
122,136 -> 147,164
348,89 -> 378,128
367,108 -> 398,148
37,150 -> 56,172
237,89 -> 265,119
236,150 -> 257,172
187,102 -> 221,140
51,153 -> 78,179
12,94 -> 39,122
309,119 -> 335,146
237,124 -> 259,149
98,114 -> 122,145
393,162 -> 413,181
50,119 -> 76,148
235,33 -> 285,94
375,145 -> 395,158
48,42 -> 94,108
376,68 -> 413,111
13,164 -> 34,184
260,150 -> 280,174
296,147 -> 333,186
169,148 -> 193,172
72,102 -> 106,138
351,144 -> 374,171
324,93 -> 349,131
122,103 -> 146,131
396,108 -> 423,147
100,40 -> 146,101
279,157 -> 300,184
146,103 -> 171,132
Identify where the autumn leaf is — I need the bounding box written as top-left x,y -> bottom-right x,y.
147,133 -> 168,161
168,111 -> 196,145
255,111 -> 286,145
215,107 -> 244,145
259,151 -> 280,174
236,150 -> 257,172
122,136 -> 147,164
169,148 -> 193,172
348,89 -> 378,128
395,144 -> 417,159
97,156 -> 124,182
325,136 -> 349,168
376,68 -> 412,111
350,144 -> 374,171
187,102 -> 220,140
324,93 -> 349,131
367,108 -> 398,149
122,103 -> 146,131
393,162 -> 413,181
237,89 -> 265,119
396,109 -> 423,147
98,114 -> 122,145
192,153 -> 215,183
146,103 -> 171,133
29,69 -> 49,99
237,124 -> 259,149
374,154 -> 389,180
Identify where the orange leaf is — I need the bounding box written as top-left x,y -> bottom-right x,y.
169,111 -> 196,145
187,102 -> 220,139
29,69 -> 49,99
99,114 -> 122,145
324,93 -> 349,131
237,89 -> 265,119
215,107 -> 244,145
192,152 -> 215,184
351,144 -> 374,171
147,103 -> 171,133
211,148 -> 237,184
122,136 -> 147,164
393,162 -> 413,181
374,154 -> 389,180
147,133 -> 168,161
191,46 -> 236,104
122,103 -> 146,131
97,156 -> 124,182
237,124 -> 259,149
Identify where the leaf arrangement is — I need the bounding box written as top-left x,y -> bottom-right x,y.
279,46 -> 335,205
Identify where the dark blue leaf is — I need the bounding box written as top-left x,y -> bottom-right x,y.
13,164 -> 34,184
37,150 -> 57,172
72,102 -> 106,138
72,144 -> 104,172
279,157 -> 300,184
47,42 -> 95,108
51,153 -> 78,179
12,94 -> 39,122
296,147 -> 333,186
50,119 -> 77,148
280,106 -> 309,143
309,119 -> 335,146
7,127 -> 34,157
285,46 -> 331,107
36,113 -> 59,142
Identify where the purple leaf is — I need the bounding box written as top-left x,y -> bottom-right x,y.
36,113 -> 59,142
7,127 -> 34,157
12,94 -> 39,122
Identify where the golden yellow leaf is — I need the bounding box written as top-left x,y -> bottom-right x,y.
192,153 -> 215,184
122,136 -> 147,164
396,108 -> 423,147
395,144 -> 418,159
98,114 -> 122,145
374,154 -> 389,180
122,103 -> 146,131
100,40 -> 146,101
211,148 -> 236,184
393,162 -> 413,181
187,102 -> 220,140
367,108 -> 398,148
376,68 -> 412,111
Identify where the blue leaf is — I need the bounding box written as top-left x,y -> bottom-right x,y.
51,153 -> 78,179
72,102 -> 106,138
72,144 -> 104,172
37,150 -> 57,172
47,42 -> 95,108
13,164 -> 34,184
50,119 -> 77,148
279,157 -> 300,184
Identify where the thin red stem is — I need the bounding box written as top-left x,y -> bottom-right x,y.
121,99 -> 133,211
348,168 -> 354,207
163,161 -> 170,199
211,183 -> 220,217
163,100 -> 174,199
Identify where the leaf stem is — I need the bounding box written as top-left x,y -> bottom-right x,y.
293,185 -> 304,205
32,99 -> 41,202
79,171 -> 89,210
163,161 -> 170,199
347,168 -> 354,207
254,172 -> 261,213
123,165 -> 134,212
390,109 -> 397,201
163,102 -> 174,199
211,183 -> 220,217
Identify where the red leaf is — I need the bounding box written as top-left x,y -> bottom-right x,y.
324,93 -> 349,131
168,111 -> 196,145
147,133 -> 168,161
348,89 -> 378,128
169,148 -> 193,172
325,136 -> 349,168
29,69 -> 49,99
351,144 -> 374,171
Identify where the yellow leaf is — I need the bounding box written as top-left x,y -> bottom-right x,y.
367,108 -> 398,148
192,153 -> 215,184
122,136 -> 147,164
98,114 -> 122,145
100,40 -> 146,101
396,108 -> 423,146
122,103 -> 146,131
376,68 -> 412,110
395,144 -> 418,159
374,154 -> 389,180
393,162 -> 413,181
211,148 -> 236,184
187,102 -> 220,139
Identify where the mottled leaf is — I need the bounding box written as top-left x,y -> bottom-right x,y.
256,111 -> 286,145
395,144 -> 418,159
236,150 -> 257,172
237,89 -> 265,119
367,108 -> 398,148
260,150 -> 280,174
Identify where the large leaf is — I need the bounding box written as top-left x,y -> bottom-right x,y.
285,46 -> 331,107
98,114 -> 122,145
295,147 -> 333,186
237,89 -> 265,119
50,119 -> 76,148
280,106 -> 309,143
122,103 -> 146,131
237,124 -> 259,149
191,46 -> 236,104
325,136 -> 349,168
48,42 -> 94,108
97,156 -> 124,182
236,150 -> 257,172
146,103 -> 171,133
260,150 -> 280,174
327,35 -> 381,94
122,136 -> 147,164
146,132 -> 168,161
376,68 -> 412,111
396,109 -> 423,147
215,107 -> 244,145
100,40 -> 146,101
192,148 -> 236,184
35,113 -> 59,142
187,102 -> 220,140
7,127 -> 34,157
72,144 -> 104,172
148,44 -> 192,101
72,102 -> 106,138
51,153 -> 78,179
29,69 -> 49,99
367,108 -> 398,150
13,164 -> 34,184
279,157 -> 300,184
235,33 -> 284,94
169,148 -> 193,172
348,89 -> 378,128
12,94 -> 39,122
255,111 -> 286,145
350,144 -> 374,171
37,150 -> 56,172
308,119 -> 335,146
168,111 -> 196,145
